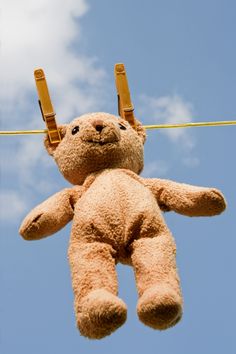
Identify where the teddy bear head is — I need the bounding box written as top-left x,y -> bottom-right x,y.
44,112 -> 146,185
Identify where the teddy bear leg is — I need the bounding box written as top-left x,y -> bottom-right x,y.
68,241 -> 127,339
131,234 -> 183,330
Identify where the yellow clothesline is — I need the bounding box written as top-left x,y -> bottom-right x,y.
0,120 -> 236,136
144,120 -> 236,129
0,129 -> 47,135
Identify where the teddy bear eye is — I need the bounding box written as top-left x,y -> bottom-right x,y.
71,126 -> 80,135
119,123 -> 126,130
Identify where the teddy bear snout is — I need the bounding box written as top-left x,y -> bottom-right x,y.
92,119 -> 104,133
85,118 -> 121,143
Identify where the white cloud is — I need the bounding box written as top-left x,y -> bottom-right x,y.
142,160 -> 170,178
11,137 -> 56,190
0,190 -> 27,221
138,94 -> 195,149
0,0 -> 107,122
137,94 -> 200,171
182,156 -> 200,168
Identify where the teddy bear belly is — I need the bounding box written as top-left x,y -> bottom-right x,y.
70,170 -> 168,263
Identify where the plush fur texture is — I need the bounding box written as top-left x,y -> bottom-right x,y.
19,112 -> 226,339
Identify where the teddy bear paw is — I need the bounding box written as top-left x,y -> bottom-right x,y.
76,289 -> 127,339
137,284 -> 182,330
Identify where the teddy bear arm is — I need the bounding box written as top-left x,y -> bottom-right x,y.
19,188 -> 77,240
142,178 -> 226,216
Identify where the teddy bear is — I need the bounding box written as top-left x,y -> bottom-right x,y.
19,111 -> 226,339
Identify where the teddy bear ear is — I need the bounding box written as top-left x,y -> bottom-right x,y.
134,119 -> 147,144
44,125 -> 67,156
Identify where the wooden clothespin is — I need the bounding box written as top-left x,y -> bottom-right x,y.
114,63 -> 137,129
34,69 -> 61,144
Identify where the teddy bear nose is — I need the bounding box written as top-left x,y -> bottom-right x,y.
95,125 -> 104,132
92,119 -> 104,132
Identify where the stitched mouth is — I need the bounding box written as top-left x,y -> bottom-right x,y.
86,140 -> 117,146
87,140 -> 108,145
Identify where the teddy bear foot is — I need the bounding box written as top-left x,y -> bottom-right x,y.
76,289 -> 127,339
137,285 -> 182,330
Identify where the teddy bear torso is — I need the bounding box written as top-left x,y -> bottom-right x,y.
69,168 -> 168,264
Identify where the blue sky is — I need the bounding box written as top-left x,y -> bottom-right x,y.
0,1 -> 235,353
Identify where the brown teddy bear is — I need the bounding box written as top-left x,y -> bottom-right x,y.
19,112 -> 226,339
